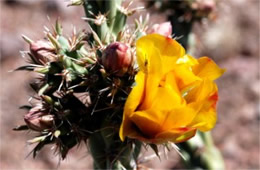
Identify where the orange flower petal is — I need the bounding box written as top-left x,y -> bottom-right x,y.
192,57 -> 225,80
186,80 -> 219,131
185,79 -> 218,104
156,129 -> 197,143
173,65 -> 201,90
136,36 -> 162,74
137,34 -> 185,58
136,34 -> 186,74
162,107 -> 197,130
139,74 -> 161,110
129,110 -> 162,138
120,34 -> 224,144
176,54 -> 198,66
119,72 -> 145,141
189,108 -> 217,132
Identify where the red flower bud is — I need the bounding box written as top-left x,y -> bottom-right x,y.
24,105 -> 54,131
101,42 -> 133,76
148,22 -> 172,37
192,0 -> 216,15
199,0 -> 216,13
30,40 -> 56,64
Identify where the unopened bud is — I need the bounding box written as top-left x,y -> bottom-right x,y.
192,0 -> 216,16
148,22 -> 172,37
101,42 -> 133,76
199,0 -> 216,13
24,105 -> 54,131
30,40 -> 56,64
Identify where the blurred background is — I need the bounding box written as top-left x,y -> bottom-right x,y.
0,0 -> 259,169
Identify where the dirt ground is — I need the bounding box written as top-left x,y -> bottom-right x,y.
0,0 -> 259,169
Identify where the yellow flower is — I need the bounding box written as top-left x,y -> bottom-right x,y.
119,34 -> 225,144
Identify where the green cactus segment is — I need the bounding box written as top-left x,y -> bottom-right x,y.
16,17 -> 139,162
15,0 -> 151,167
89,130 -> 140,170
71,62 -> 88,75
83,0 -> 125,42
97,21 -> 110,43
112,9 -> 127,36
83,1 -> 99,32
17,19 -> 94,158
57,36 -> 70,52
15,1 -> 147,167
105,0 -> 122,31
62,55 -> 72,68
178,132 -> 225,170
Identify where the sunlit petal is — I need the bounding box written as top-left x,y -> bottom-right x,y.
192,57 -> 225,80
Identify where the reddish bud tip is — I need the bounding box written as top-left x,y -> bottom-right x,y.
24,105 -> 54,131
30,40 -> 55,64
101,42 -> 133,76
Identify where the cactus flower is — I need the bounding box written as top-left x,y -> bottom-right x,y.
119,34 -> 225,144
30,40 -> 56,64
24,105 -> 54,131
101,42 -> 133,76
148,22 -> 172,37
